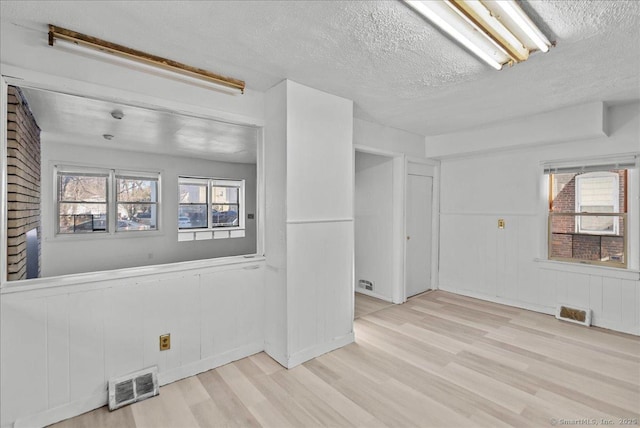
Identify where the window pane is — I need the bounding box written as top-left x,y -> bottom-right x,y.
579,209 -> 615,232
58,203 -> 107,233
212,186 -> 239,204
179,184 -> 207,204
118,204 -> 157,231
179,205 -> 208,228
550,214 -> 625,264
212,204 -> 239,227
117,178 -> 158,202
550,173 -> 576,213
58,175 -> 107,202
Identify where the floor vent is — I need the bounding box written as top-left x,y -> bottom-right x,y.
108,366 -> 159,411
358,279 -> 374,291
555,305 -> 591,327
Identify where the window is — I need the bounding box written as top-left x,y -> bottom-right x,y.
116,175 -> 159,231
58,172 -> 108,233
178,177 -> 244,231
547,167 -> 627,267
575,172 -> 619,234
56,167 -> 159,235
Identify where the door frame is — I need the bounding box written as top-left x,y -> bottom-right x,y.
354,145 -> 406,304
404,156 -> 440,302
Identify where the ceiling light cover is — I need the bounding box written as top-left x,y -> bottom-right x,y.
403,0 -> 551,69
48,25 -> 245,94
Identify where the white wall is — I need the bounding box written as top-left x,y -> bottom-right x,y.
354,118 -> 425,157
353,119 -> 431,304
1,22 -> 269,428
433,102 -> 640,335
40,142 -> 257,277
355,152 -> 394,301
1,258 -> 265,428
263,80 -> 288,364
264,80 -> 355,368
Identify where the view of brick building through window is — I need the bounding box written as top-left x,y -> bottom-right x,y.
550,170 -> 626,265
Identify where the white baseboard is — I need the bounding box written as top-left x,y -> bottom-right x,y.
264,343 -> 288,368
14,391 -> 106,428
158,341 -> 264,385
438,285 -> 639,336
437,285 -> 555,315
13,341 -> 264,428
355,289 -> 393,303
287,332 -> 355,368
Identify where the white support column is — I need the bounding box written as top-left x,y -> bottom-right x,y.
264,80 -> 354,368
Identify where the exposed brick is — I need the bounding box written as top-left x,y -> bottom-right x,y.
6,86 -> 41,281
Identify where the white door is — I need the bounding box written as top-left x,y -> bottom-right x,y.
406,174 -> 432,298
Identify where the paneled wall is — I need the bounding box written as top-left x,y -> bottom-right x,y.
355,152 -> 394,301
264,80 -> 354,368
0,259 -> 265,428
434,103 -> 640,335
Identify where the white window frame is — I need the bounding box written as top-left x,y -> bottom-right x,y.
575,171 -> 619,235
542,155 -> 638,270
115,171 -> 161,233
178,176 -> 245,232
55,165 -> 160,236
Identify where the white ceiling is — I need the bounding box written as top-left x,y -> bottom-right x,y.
19,87 -> 259,164
2,0 -> 640,140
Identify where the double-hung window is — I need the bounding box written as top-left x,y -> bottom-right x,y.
178,177 -> 244,231
57,170 -> 109,233
56,166 -> 160,235
546,160 -> 635,267
116,174 -> 159,231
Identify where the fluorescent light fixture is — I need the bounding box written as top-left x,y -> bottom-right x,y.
403,0 -> 551,69
48,25 -> 245,94
490,0 -> 551,53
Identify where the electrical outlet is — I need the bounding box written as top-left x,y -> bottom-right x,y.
159,334 -> 170,351
498,218 -> 505,229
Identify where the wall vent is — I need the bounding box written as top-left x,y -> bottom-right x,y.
555,305 -> 591,327
108,366 -> 159,411
358,279 -> 374,291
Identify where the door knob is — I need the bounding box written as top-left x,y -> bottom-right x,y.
406,236 -> 410,240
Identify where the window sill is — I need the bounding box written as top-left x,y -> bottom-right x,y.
51,228 -> 164,242
534,258 -> 640,281
0,254 -> 265,294
178,229 -> 245,242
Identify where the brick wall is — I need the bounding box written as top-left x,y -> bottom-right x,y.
6,86 -> 41,280
550,171 -> 625,263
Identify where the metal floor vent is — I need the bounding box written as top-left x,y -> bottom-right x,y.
555,305 -> 591,327
358,279 -> 374,291
108,366 -> 159,411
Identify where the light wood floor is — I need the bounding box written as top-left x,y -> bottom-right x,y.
354,292 -> 394,319
51,291 -> 640,428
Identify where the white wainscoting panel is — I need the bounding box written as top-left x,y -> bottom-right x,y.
286,220 -> 355,366
0,259 -> 265,428
439,213 -> 640,335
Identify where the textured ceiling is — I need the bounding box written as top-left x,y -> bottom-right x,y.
1,0 -> 639,137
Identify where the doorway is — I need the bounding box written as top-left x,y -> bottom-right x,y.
405,173 -> 433,297
354,151 -> 395,303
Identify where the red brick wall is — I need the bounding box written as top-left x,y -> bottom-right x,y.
6,86 -> 41,280
550,171 -> 625,263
